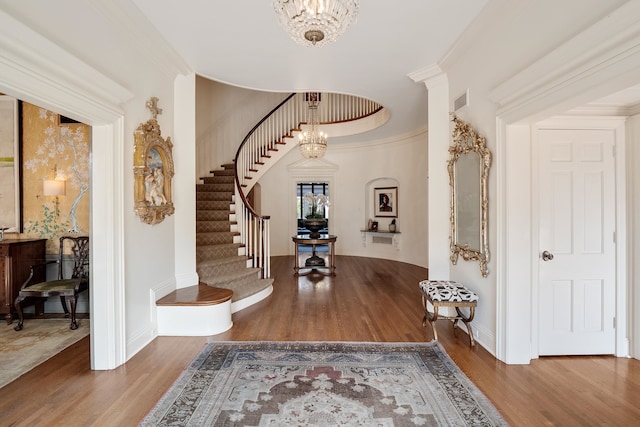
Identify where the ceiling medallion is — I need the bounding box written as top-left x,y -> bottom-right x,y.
273,0 -> 359,47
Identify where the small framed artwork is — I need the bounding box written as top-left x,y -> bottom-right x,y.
374,186 -> 398,218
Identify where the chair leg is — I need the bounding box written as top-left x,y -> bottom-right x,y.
13,295 -> 25,331
69,296 -> 78,330
60,296 -> 70,317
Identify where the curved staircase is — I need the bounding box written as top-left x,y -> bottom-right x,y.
196,163 -> 273,312
157,92 -> 384,337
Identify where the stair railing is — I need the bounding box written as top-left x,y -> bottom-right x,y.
234,92 -> 383,278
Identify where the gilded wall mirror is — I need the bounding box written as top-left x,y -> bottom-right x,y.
133,97 -> 174,225
448,114 -> 491,277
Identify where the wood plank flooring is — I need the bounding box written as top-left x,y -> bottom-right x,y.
1,255 -> 639,426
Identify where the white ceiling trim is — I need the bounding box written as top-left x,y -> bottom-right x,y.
489,1 -> 640,123
0,9 -> 131,123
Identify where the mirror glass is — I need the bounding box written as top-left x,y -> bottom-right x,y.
455,151 -> 481,250
448,115 -> 491,277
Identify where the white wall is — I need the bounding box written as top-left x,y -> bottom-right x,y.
440,0 -> 638,361
196,78 -> 290,179
0,1 -> 192,367
258,132 -> 429,268
196,78 -> 430,268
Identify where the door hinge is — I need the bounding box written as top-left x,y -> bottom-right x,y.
613,231 -> 616,243
612,145 -> 616,157
613,317 -> 616,329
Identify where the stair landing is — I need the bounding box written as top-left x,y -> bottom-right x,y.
156,284 -> 234,336
156,283 -> 233,306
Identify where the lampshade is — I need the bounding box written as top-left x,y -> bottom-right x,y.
299,93 -> 328,158
273,0 -> 359,47
43,179 -> 66,196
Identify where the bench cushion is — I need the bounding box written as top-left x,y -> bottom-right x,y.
419,280 -> 478,303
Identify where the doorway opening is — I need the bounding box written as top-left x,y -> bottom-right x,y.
296,182 -> 330,235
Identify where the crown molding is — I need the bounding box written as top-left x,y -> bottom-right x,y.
407,64 -> 444,84
489,1 -> 640,122
565,103 -> 640,117
0,9 -> 131,123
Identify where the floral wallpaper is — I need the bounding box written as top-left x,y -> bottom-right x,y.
20,102 -> 90,253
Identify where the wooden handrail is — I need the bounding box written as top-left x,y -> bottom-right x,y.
232,92 -> 383,279
233,92 -> 295,219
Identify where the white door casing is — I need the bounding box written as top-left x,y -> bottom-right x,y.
537,128 -> 616,355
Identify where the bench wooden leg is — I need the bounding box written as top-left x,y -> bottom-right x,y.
421,295 -> 477,347
454,306 -> 476,346
421,295 -> 440,342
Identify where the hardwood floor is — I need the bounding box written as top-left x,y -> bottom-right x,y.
1,255 -> 639,426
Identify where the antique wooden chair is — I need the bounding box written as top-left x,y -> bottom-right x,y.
14,236 -> 89,331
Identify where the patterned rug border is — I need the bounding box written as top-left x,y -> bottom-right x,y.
142,340 -> 508,426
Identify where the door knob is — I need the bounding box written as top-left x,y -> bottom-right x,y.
541,250 -> 554,261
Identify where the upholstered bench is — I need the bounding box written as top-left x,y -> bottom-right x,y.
419,280 -> 478,346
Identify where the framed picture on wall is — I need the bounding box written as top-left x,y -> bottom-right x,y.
133,98 -> 175,225
374,186 -> 398,218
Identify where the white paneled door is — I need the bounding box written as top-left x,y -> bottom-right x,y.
538,129 -> 616,355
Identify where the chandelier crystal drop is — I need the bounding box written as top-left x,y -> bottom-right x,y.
273,0 -> 359,47
299,93 -> 327,159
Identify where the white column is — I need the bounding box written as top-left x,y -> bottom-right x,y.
410,67 -> 450,280
628,114 -> 640,360
174,74 -> 199,288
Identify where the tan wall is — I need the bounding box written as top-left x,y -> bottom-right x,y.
20,102 -> 90,254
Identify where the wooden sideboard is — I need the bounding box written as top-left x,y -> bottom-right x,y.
0,239 -> 46,324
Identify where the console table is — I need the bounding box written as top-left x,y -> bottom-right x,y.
292,234 -> 337,275
0,238 -> 47,323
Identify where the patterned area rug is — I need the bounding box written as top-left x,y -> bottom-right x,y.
141,341 -> 507,426
0,318 -> 89,389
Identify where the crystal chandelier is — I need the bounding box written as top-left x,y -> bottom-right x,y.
299,93 -> 327,159
273,0 -> 359,47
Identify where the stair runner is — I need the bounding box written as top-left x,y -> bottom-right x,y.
196,163 -> 273,304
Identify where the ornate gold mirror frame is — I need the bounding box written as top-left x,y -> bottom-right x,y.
133,97 -> 175,225
448,114 -> 491,277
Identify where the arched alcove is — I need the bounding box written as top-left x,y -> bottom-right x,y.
364,177 -> 399,232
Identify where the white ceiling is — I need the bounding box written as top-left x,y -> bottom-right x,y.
1,0 -> 638,137
130,0 -> 489,141
590,84 -> 640,107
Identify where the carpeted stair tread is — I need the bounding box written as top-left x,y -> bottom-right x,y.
196,232 -> 240,246
196,254 -> 248,269
212,167 -> 234,176
198,266 -> 268,299
197,243 -> 244,260
197,200 -> 234,211
201,175 -> 234,184
196,191 -> 233,202
197,220 -> 236,233
198,264 -> 260,285
229,277 -> 273,301
195,164 -> 270,308
201,275 -> 273,302
196,210 -> 233,221
196,183 -> 233,191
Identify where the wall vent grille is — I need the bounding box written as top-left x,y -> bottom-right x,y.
454,90 -> 469,111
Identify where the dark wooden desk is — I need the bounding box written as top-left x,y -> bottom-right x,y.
292,234 -> 337,275
0,238 -> 47,323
